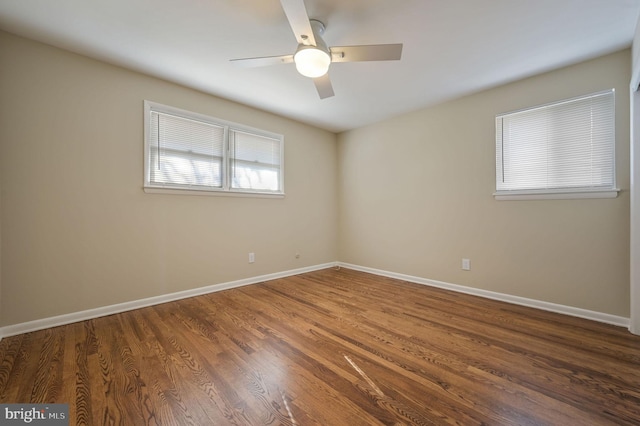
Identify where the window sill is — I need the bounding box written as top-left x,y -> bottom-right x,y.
144,186 -> 285,198
494,188 -> 620,201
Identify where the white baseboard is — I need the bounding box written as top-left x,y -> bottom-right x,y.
0,262 -> 338,339
339,262 -> 630,328
0,260 -> 629,340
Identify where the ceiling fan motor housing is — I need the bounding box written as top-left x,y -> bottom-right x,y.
294,20 -> 331,78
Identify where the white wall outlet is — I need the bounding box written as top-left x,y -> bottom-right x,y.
295,253 -> 300,259
462,258 -> 470,271
249,252 -> 255,263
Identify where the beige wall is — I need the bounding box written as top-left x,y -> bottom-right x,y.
0,31 -> 338,326
338,50 -> 631,317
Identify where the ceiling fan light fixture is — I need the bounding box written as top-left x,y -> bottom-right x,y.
294,46 -> 331,78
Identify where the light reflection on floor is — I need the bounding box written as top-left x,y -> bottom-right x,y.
344,354 -> 385,397
280,389 -> 298,425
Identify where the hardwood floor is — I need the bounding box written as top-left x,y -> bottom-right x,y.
1,267 -> 640,425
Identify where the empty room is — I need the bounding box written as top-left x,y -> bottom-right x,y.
1,0 -> 640,424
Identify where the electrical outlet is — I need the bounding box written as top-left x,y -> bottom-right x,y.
295,253 -> 300,259
462,258 -> 470,271
249,252 -> 255,263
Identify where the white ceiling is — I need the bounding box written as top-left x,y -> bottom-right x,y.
1,0 -> 639,132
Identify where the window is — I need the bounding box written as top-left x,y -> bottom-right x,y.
495,90 -> 617,200
144,101 -> 283,196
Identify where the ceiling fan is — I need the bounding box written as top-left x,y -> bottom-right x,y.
230,0 -> 403,99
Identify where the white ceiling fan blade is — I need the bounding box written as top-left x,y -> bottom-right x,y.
230,55 -> 294,68
330,44 -> 403,62
313,74 -> 334,99
280,0 -> 316,46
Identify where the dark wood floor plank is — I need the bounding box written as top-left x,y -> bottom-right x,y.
0,334 -> 23,400
28,327 -> 65,403
119,308 -> 206,426
12,332 -> 46,403
138,307 -> 238,425
1,267 -> 640,425
66,322 -> 92,426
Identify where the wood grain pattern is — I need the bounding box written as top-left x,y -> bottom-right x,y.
1,267 -> 639,425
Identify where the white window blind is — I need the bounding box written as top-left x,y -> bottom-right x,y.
144,101 -> 284,195
149,111 -> 224,188
495,90 -> 616,199
230,130 -> 282,192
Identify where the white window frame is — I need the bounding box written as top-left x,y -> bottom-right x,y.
144,101 -> 284,197
494,90 -> 619,201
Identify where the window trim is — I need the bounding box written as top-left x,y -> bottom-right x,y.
494,89 -> 619,201
493,188 -> 619,201
143,101 -> 284,197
